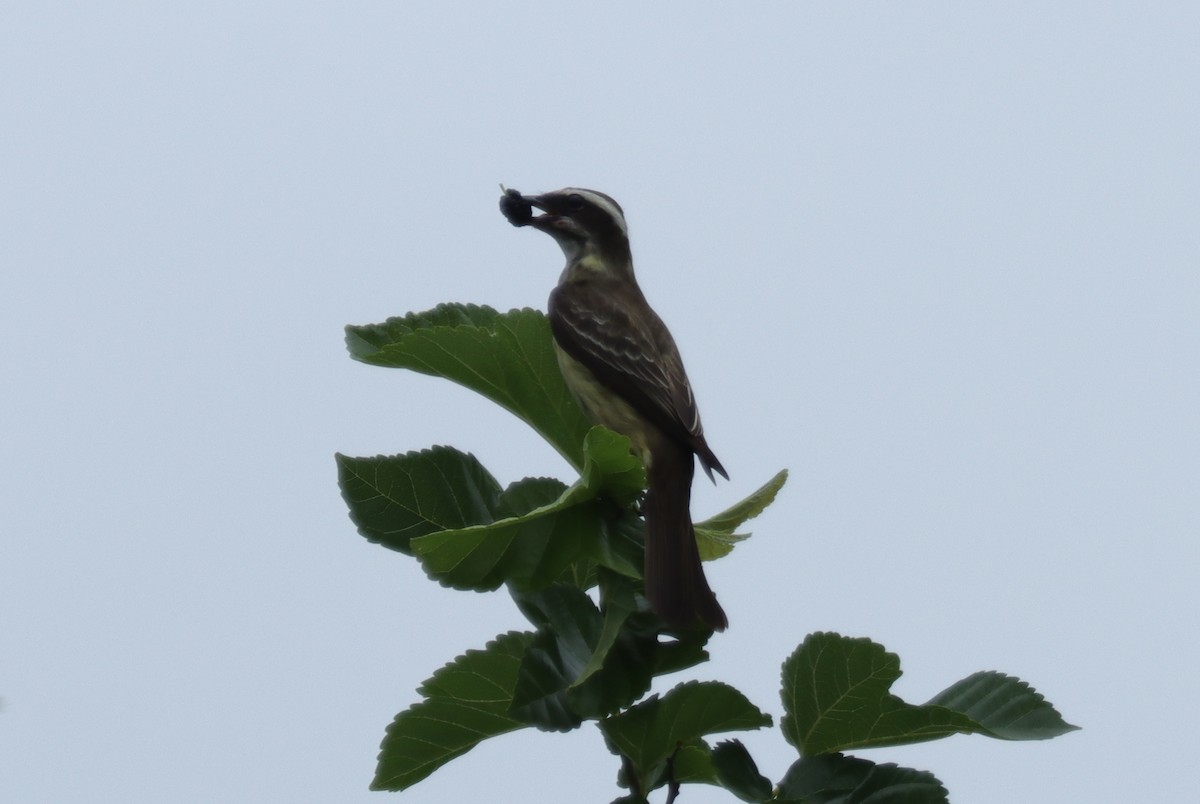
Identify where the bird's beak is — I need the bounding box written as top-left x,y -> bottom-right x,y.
524,195 -> 558,231
498,187 -> 584,240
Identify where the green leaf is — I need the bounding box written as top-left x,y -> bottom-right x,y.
671,741 -> 719,786
710,740 -> 773,802
584,507 -> 646,582
616,739 -> 717,794
373,631 -> 535,791
651,631 -> 713,677
336,447 -> 501,554
510,584 -> 605,730
558,572 -> 713,686
568,628 -> 671,722
780,633 -> 965,754
926,671 -> 1080,740
493,476 -> 568,518
574,426 -> 647,507
510,583 -> 666,730
346,304 -> 592,469
599,681 -> 772,777
410,483 -> 607,592
573,571 -> 641,687
407,430 -> 653,592
694,468 -> 788,560
780,632 -> 1078,755
775,754 -> 948,804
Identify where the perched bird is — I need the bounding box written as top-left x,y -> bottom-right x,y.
500,186 -> 728,631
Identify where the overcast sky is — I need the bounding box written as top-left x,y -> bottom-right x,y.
3,3 -> 1197,802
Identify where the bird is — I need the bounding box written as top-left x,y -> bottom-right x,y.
500,186 -> 729,631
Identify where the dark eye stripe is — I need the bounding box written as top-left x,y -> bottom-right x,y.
573,190 -> 627,234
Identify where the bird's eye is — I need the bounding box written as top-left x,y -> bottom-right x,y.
565,194 -> 586,212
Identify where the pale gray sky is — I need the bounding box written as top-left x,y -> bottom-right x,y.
2,3 -> 1197,802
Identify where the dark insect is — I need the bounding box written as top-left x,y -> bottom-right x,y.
499,186 -> 533,226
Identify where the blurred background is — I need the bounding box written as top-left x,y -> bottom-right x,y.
2,3 -> 1196,801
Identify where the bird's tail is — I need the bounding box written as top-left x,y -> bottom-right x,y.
642,445 -> 728,631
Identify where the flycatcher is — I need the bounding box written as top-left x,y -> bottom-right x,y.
501,186 -> 728,631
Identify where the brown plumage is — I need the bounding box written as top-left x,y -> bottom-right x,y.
503,186 -> 728,631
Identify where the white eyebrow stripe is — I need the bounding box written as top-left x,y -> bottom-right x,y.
564,187 -> 628,236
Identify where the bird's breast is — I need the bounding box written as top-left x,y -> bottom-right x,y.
554,344 -> 655,466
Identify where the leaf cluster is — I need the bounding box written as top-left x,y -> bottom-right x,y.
338,304 -> 1076,802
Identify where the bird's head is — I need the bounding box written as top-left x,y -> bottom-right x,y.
500,186 -> 633,271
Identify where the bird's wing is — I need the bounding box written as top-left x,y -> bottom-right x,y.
549,280 -> 726,479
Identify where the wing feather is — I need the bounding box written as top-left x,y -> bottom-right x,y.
549,279 -> 727,480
